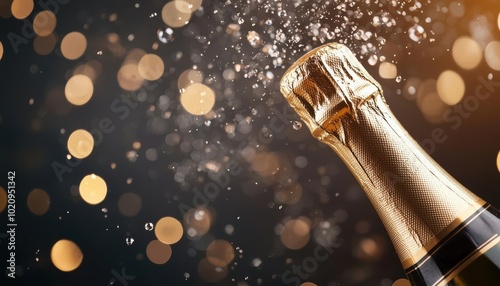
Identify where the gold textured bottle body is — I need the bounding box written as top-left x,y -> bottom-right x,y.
280,43 -> 500,285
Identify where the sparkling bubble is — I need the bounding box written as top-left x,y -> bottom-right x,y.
368,55 -> 378,66
247,31 -> 262,48
145,222 -> 154,231
292,121 -> 302,130
126,237 -> 135,245
408,24 -> 427,42
158,27 -> 174,43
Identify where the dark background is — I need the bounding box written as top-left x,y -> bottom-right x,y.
0,0 -> 499,285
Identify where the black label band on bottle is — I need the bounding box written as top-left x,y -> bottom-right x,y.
405,204 -> 500,286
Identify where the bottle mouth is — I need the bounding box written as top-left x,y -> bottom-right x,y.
280,42 -> 382,134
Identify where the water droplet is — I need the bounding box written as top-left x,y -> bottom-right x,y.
145,222 -> 154,231
247,31 -> 262,48
292,121 -> 302,130
368,55 -> 378,66
395,75 -> 402,83
237,18 -> 244,24
125,237 -> 134,245
408,24 -> 427,42
157,27 -> 174,44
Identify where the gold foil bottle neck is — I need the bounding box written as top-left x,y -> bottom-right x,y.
280,42 -> 484,273
280,43 -> 382,136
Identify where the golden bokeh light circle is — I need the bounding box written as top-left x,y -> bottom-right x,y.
11,0 -> 34,19
154,216 -> 183,244
300,283 -> 318,286
496,150 -> 500,174
436,70 -> 465,105
452,37 -> 482,70
118,192 -> 142,217
485,41 -> 500,71
27,188 -> 50,215
178,69 -> 204,91
0,186 -> 6,213
498,13 -> 500,31
51,239 -> 83,272
65,74 -> 94,106
73,60 -> 102,82
146,240 -> 172,264
197,258 -> 228,283
162,0 -> 192,28
180,83 -> 216,115
206,239 -> 235,267
33,10 -> 57,36
183,207 -> 212,237
175,0 -> 202,12
138,54 -> 164,81
67,129 -> 94,159
275,183 -> 303,205
0,41 -> 4,60
61,32 -> 87,60
251,152 -> 280,177
379,62 -> 397,79
117,63 -> 144,91
393,279 -> 411,286
79,174 -> 107,205
280,218 -> 311,250
34,34 -> 57,56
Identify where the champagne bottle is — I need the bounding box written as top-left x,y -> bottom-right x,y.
280,42 -> 500,286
